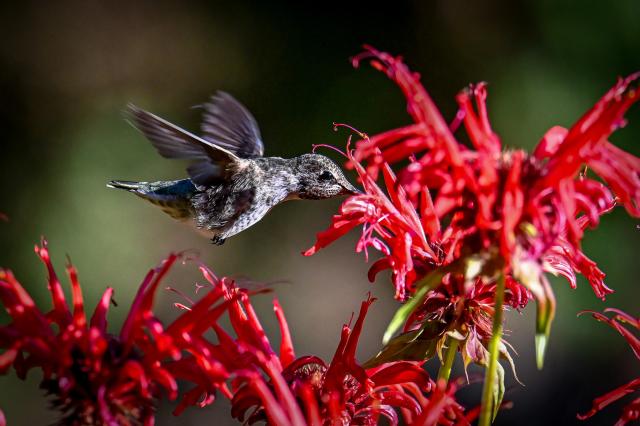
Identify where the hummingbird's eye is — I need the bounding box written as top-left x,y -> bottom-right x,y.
318,170 -> 336,182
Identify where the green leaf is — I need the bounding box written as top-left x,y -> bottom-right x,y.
365,321 -> 444,368
492,362 -> 505,421
382,270 -> 444,344
364,330 -> 430,368
499,340 -> 523,386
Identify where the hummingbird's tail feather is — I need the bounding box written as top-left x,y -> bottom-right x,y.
107,179 -> 196,221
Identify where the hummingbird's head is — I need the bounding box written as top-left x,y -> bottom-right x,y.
294,154 -> 360,200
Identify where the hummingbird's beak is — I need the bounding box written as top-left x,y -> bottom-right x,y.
341,182 -> 362,196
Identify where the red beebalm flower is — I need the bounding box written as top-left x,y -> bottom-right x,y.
305,46 -> 640,367
0,240 -> 475,425
199,282 -> 473,426
578,309 -> 639,426
0,241 -> 236,425
368,272 -> 526,380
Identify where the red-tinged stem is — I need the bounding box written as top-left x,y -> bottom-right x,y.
479,273 -> 506,426
437,337 -> 459,383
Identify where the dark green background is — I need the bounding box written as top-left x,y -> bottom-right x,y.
1,1 -> 638,425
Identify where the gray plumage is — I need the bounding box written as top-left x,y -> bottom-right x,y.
108,92 -> 359,244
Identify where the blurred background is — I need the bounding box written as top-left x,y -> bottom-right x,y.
0,1 -> 638,424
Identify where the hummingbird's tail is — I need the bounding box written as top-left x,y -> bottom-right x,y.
106,180 -> 143,191
107,179 -> 196,221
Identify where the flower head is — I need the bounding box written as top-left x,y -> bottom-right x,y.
182,268 -> 473,426
226,293 -> 472,426
0,241 -> 234,425
368,271 -> 525,378
1,240 -> 476,425
305,46 -> 640,366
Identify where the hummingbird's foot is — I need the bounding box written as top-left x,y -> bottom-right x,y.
211,236 -> 226,245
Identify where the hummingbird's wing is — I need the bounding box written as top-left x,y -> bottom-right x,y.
200,91 -> 265,158
127,104 -> 242,186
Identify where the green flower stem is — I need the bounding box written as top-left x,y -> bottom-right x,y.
479,273 -> 506,426
437,337 -> 460,383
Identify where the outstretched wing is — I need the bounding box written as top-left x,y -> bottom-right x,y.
200,91 -> 264,158
127,104 -> 241,186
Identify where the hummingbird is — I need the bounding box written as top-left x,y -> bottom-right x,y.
107,92 -> 359,245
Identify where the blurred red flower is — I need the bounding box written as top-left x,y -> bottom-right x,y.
578,309 -> 639,426
0,241 -> 234,425
1,240 -> 477,425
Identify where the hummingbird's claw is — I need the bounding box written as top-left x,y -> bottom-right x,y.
211,236 -> 226,245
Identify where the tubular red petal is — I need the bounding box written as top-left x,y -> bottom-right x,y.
413,380 -> 454,426
368,361 -> 430,388
0,272 -> 53,338
500,151 -> 525,259
273,299 -> 295,369
150,366 -> 178,400
584,310 -> 640,360
0,342 -> 19,374
354,46 -> 467,174
165,285 -> 225,337
120,254 -> 178,344
620,397 -> 640,425
97,386 -> 119,426
239,294 -> 277,361
303,211 -> 365,256
35,241 -> 72,327
534,126 -> 569,160
538,72 -> 640,189
419,186 -> 440,236
262,357 -> 306,426
66,262 -> 86,328
605,308 -> 640,329
173,386 -> 205,417
577,377 -> 640,420
90,287 -> 114,332
299,383 -> 322,426
456,83 -> 501,154
344,295 -> 376,363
